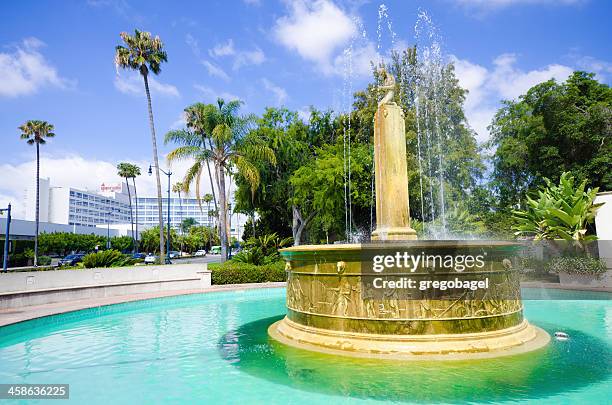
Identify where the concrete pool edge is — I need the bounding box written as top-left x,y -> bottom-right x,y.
0,281 -> 608,328
0,282 -> 286,327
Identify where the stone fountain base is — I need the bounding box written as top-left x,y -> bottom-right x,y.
269,317 -> 550,360
268,242 -> 550,360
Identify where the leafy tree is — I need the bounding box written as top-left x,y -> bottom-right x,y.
166,99 -> 275,261
19,120 -> 55,266
110,235 -> 134,253
115,29 -> 168,258
489,71 -> 612,208
181,225 -> 218,253
116,162 -> 140,251
139,226 -> 178,254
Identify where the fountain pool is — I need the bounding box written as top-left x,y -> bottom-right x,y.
0,288 -> 609,404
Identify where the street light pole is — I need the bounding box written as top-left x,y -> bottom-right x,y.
106,209 -> 112,249
149,165 -> 172,264
1,204 -> 11,272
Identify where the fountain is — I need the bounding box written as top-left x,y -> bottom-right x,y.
268,69 -> 550,359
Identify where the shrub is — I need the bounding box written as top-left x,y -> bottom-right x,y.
38,255 -> 52,266
546,256 -> 607,276
82,249 -> 137,268
210,260 -> 286,285
234,233 -> 293,265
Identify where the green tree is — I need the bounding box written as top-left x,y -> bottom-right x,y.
139,226 -> 178,254
19,120 -> 55,266
489,71 -> 612,209
115,29 -> 168,259
166,99 -> 275,261
181,217 -> 197,233
116,162 -> 140,252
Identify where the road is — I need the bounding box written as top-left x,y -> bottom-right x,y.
171,255 -> 222,265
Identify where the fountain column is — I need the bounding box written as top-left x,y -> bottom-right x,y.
371,70 -> 417,241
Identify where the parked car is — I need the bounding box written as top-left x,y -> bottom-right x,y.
58,254 -> 85,267
168,251 -> 180,259
210,246 -> 221,255
144,254 -> 158,265
132,253 -> 146,260
194,250 -> 207,257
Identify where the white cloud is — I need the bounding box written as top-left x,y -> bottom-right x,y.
0,153 -> 215,218
0,37 -> 74,97
261,78 -> 288,105
200,60 -> 230,81
186,34 -> 231,81
451,54 -> 573,141
209,39 -> 265,70
570,54 -> 612,83
209,39 -> 235,57
232,47 -> 265,70
274,0 -> 356,74
114,72 -> 180,97
194,84 -> 241,103
333,42 -> 379,79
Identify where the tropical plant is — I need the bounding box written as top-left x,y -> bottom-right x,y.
116,162 -> 140,252
234,232 -> 293,265
139,226 -> 179,254
19,120 -> 55,266
82,249 -> 137,268
512,172 -> 604,243
165,99 -> 276,261
115,29 -> 168,259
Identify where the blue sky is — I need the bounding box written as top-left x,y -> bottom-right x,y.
1,0 -> 611,213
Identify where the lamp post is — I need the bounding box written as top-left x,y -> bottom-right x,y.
1,204 -> 11,272
106,208 -> 114,249
149,165 -> 172,264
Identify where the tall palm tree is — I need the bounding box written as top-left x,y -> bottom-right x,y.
172,181 -> 184,232
203,193 -> 213,227
19,120 -> 55,267
115,29 -> 168,260
117,162 -> 140,252
165,99 -> 275,261
130,165 -> 142,252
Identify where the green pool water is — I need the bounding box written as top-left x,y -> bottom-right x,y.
0,288 -> 610,404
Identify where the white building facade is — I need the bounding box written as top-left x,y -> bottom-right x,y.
23,179 -> 246,239
25,179 -> 132,228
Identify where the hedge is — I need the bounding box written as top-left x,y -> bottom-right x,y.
209,260 -> 286,285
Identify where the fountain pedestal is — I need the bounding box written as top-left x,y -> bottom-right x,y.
371,102 -> 417,241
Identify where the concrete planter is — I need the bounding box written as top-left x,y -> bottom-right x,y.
558,271 -> 611,288
0,263 -> 210,309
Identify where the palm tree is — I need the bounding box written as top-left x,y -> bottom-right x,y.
115,29 -> 168,260
203,193 -> 213,227
165,99 -> 275,261
130,165 -> 142,252
19,120 -> 55,267
172,181 -> 184,232
117,162 -> 140,252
